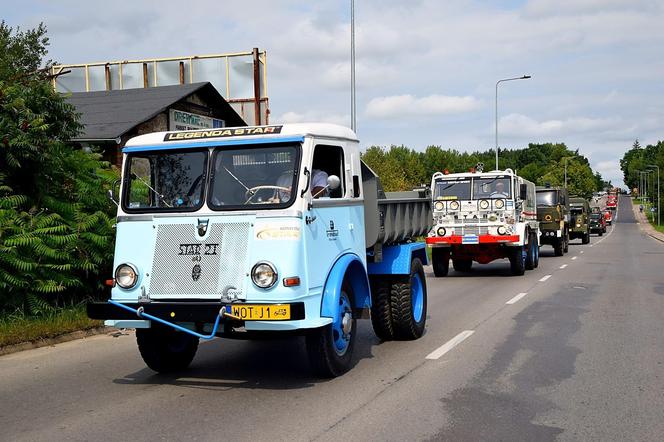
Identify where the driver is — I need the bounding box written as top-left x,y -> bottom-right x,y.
490,181 -> 508,198
269,169 -> 329,203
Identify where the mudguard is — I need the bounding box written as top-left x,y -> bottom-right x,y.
321,253 -> 370,323
367,242 -> 428,275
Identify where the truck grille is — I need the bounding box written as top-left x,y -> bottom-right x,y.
148,221 -> 250,298
459,218 -> 489,236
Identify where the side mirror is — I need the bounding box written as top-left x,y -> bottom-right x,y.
519,183 -> 528,200
108,179 -> 120,206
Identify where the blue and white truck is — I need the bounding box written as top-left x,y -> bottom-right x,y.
88,123 -> 432,377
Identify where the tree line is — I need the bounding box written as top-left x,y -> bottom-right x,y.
620,139 -> 663,221
362,142 -> 607,199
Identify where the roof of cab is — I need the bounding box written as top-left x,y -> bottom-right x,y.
124,123 -> 358,149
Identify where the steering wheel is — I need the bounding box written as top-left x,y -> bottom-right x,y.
245,185 -> 291,204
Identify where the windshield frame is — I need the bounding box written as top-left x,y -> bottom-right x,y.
207,142 -> 302,212
121,148 -> 209,214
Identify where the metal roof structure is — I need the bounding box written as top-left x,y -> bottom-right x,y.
65,82 -> 246,141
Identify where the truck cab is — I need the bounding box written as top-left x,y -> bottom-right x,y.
535,186 -> 570,256
88,123 -> 431,377
569,197 -> 591,244
425,168 -> 540,276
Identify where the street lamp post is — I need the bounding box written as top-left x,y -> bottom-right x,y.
495,75 -> 531,170
647,165 -> 659,226
350,0 -> 356,133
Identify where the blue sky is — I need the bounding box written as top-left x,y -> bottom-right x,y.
6,0 -> 664,186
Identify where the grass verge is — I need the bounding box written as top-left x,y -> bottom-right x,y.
0,305 -> 102,348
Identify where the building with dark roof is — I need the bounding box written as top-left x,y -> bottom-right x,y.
66,82 -> 246,165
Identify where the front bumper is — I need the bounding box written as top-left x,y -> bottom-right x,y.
426,234 -> 520,246
88,301 -> 306,323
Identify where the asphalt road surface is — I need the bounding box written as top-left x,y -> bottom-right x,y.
2,195 -> 663,441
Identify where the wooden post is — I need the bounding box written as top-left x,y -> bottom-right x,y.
252,48 -> 261,125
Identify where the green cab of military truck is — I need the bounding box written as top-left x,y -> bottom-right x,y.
569,196 -> 591,244
536,186 -> 570,256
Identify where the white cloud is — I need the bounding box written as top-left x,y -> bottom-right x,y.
498,114 -> 622,138
274,110 -> 349,127
524,0 -> 661,18
365,94 -> 481,119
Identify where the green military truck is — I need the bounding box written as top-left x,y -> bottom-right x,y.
536,186 -> 570,256
569,197 -> 591,244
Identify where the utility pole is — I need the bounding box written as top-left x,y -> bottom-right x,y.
648,165 -> 660,226
350,0 -> 356,133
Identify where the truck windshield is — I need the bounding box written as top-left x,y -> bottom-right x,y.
536,190 -> 557,206
434,179 -> 471,200
208,144 -> 300,209
123,150 -> 207,212
473,177 -> 511,199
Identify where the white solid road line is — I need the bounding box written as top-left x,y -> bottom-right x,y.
539,274 -> 552,282
506,292 -> 528,305
560,264 -> 568,269
572,256 -> 578,260
426,330 -> 475,360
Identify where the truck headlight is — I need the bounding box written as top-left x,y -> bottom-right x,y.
497,226 -> 507,235
251,261 -> 278,289
115,263 -> 138,289
436,227 -> 447,236
494,199 -> 505,209
479,199 -> 490,210
434,201 -> 445,211
449,200 -> 460,211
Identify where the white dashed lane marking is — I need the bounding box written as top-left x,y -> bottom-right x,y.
506,292 -> 528,305
571,256 -> 578,260
560,264 -> 568,269
539,275 -> 552,282
426,330 -> 475,360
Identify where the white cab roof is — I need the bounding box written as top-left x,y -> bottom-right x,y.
124,123 -> 358,147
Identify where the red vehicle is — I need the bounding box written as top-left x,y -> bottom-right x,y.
606,195 -> 617,210
603,210 -> 613,225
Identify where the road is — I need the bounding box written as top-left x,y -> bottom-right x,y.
2,195 -> 663,441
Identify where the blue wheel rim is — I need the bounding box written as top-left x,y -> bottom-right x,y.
332,292 -> 352,355
521,247 -> 527,267
412,273 -> 424,323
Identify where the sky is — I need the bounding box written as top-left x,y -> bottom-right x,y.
5,0 -> 664,187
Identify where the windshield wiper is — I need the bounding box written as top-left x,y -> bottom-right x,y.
131,173 -> 172,208
222,165 -> 252,194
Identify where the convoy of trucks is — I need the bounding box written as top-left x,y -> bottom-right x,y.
88,123 -> 608,377
88,123 -> 433,377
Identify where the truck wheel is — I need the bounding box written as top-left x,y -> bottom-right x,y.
432,248 -> 450,277
509,246 -> 526,276
599,230 -> 604,236
390,258 -> 427,340
582,232 -> 590,244
533,241 -> 540,268
370,279 -> 394,341
136,327 -> 199,373
525,232 -> 535,270
553,238 -> 564,256
563,231 -> 569,253
452,259 -> 472,272
306,286 -> 356,377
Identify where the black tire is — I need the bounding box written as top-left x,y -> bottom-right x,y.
509,246 -> 526,276
306,285 -> 356,377
370,278 -> 394,341
390,258 -> 427,340
533,241 -> 540,268
525,232 -> 535,270
136,327 -> 199,373
553,238 -> 564,256
582,232 -> 590,244
432,248 -> 450,277
452,259 -> 473,272
563,231 -> 569,253
599,230 -> 604,236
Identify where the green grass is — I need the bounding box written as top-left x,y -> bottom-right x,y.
635,197 -> 664,234
0,305 -> 102,348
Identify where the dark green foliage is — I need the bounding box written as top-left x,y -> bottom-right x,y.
0,21 -> 117,314
620,138 -> 664,221
362,142 -> 602,197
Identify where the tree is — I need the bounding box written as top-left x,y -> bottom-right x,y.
0,22 -> 116,313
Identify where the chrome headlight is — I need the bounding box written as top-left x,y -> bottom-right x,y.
497,226 -> 507,235
449,200 -> 460,211
434,201 -> 445,211
251,261 -> 278,289
115,263 -> 138,289
436,227 -> 447,236
494,199 -> 505,209
479,199 -> 490,210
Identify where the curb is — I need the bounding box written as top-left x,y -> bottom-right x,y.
631,198 -> 664,244
0,326 -> 117,357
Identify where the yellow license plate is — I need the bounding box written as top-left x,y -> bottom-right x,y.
227,304 -> 291,321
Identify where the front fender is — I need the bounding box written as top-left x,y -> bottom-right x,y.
320,254 -> 370,324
